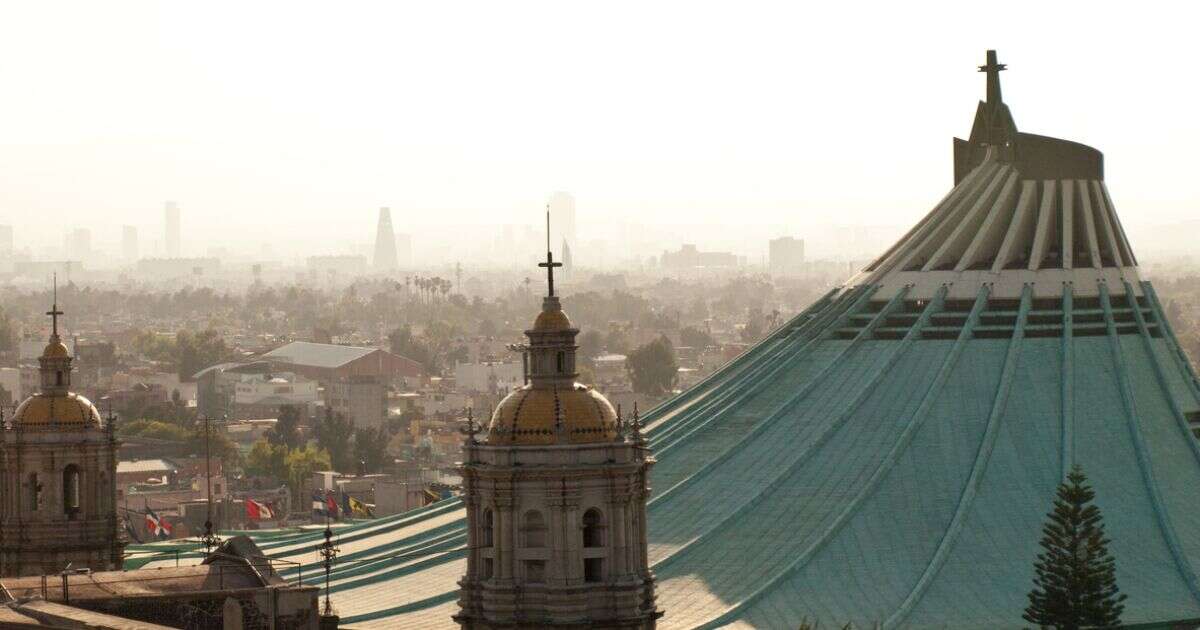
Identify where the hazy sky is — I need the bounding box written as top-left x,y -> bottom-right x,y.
1,2 -> 1198,258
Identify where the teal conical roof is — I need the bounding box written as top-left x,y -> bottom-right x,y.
126,52 -> 1200,629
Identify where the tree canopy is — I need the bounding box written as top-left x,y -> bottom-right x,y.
1024,466 -> 1125,629
626,335 -> 678,396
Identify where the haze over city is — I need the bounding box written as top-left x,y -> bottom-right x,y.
4,3 -> 1200,629
3,2 -> 1200,264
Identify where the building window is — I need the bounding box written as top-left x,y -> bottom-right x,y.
63,465 -> 81,517
556,351 -> 565,374
584,557 -> 604,583
582,508 -> 605,548
28,473 -> 41,511
55,371 -> 63,386
522,510 -> 546,548
482,558 -> 494,580
482,508 -> 494,547
524,560 -> 546,584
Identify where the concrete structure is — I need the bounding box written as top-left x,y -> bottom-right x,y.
163,201 -> 180,258
456,252 -> 659,629
768,236 -> 805,276
325,375 -> 387,429
135,257 -> 219,278
232,371 -> 318,419
659,244 -> 737,270
120,225 -> 137,262
374,206 -> 399,270
0,299 -> 123,576
453,361 -> 523,394
67,229 -> 92,264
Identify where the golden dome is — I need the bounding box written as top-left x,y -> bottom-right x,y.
42,340 -> 70,359
532,308 -> 573,332
12,393 -> 102,428
486,383 -> 618,445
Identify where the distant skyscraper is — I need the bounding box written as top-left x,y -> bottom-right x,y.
769,236 -> 805,276
547,191 -> 576,260
164,201 -> 181,258
68,228 -> 92,262
373,207 -> 398,270
561,238 -> 573,272
122,225 -> 139,261
0,225 -> 12,257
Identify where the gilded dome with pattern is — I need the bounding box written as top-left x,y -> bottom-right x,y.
485,383 -> 618,445
42,340 -> 70,359
12,392 -> 102,428
532,308 -> 573,332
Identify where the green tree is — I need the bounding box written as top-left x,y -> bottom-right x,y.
389,325 -> 439,373
316,409 -> 355,473
680,326 -> 716,350
175,328 -> 234,381
577,329 -> 605,360
267,405 -> 303,450
354,426 -> 390,474
626,335 -> 678,396
245,439 -> 288,480
284,444 -> 331,507
1024,466 -> 1125,629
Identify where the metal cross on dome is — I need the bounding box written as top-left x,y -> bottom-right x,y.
46,273 -> 63,337
538,205 -> 562,297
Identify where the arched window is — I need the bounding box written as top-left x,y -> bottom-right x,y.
522,510 -> 546,548
55,371 -> 63,386
556,351 -> 565,374
28,473 -> 41,511
582,508 -> 605,548
63,465 -> 81,517
481,508 -> 494,547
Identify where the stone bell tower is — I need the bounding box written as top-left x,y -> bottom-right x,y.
455,213 -> 660,628
0,288 -> 123,576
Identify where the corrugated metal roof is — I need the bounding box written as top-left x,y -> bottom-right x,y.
262,341 -> 378,369
116,459 -> 177,474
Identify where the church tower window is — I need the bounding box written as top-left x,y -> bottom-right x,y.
522,510 -> 546,548
63,465 -> 81,517
582,508 -> 605,547
482,508 -> 494,547
29,473 -> 41,511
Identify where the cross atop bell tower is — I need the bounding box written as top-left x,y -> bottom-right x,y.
538,206 -> 563,297
46,274 -> 63,339
978,49 -> 1006,105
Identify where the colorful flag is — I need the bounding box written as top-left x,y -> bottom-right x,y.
325,490 -> 340,519
312,490 -> 327,517
346,495 -> 374,518
144,505 -> 172,539
245,498 -> 274,520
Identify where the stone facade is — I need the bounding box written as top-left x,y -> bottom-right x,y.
457,434 -> 658,628
456,260 -> 660,628
0,300 -> 124,577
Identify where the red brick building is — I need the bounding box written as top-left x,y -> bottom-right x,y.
260,341 -> 423,386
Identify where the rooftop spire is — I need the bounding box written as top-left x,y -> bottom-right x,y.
538,205 -> 562,297
978,49 -> 1006,105
46,273 -> 63,339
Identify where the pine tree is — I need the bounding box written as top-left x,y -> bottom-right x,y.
1024,465 -> 1125,629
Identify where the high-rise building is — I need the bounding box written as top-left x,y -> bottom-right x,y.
374,206 -> 399,270
122,225 -> 139,261
68,228 -> 92,262
768,236 -> 805,275
547,191 -> 576,260
164,201 -> 181,258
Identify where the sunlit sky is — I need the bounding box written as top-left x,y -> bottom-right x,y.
1,2 -> 1198,260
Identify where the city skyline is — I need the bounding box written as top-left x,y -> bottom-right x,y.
3,4 -> 1200,260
